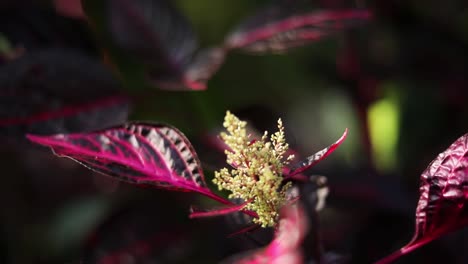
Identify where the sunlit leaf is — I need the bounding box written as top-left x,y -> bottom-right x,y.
27,122 -> 229,203
376,133 -> 468,264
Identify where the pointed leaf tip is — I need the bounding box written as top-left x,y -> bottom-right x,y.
287,128 -> 348,177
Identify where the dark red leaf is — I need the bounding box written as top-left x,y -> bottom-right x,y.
26,123 -> 229,203
0,49 -> 130,139
375,133 -> 468,264
287,129 -> 348,177
225,8 -> 372,54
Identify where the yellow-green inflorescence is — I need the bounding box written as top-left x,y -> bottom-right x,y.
213,111 -> 294,227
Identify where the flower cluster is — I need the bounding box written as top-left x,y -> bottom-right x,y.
213,111 -> 294,227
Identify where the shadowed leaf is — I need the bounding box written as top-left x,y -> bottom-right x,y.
82,0 -> 228,90
376,133 -> 468,264
105,0 -> 199,89
0,49 -> 130,139
182,47 -> 226,90
83,0 -> 371,90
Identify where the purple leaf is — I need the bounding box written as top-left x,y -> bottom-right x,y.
225,8 -> 372,54
287,129 -> 348,177
26,122 -> 229,203
375,133 -> 468,264
224,205 -> 308,264
0,49 -> 130,139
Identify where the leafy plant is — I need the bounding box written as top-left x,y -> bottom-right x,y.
27,112 -> 347,231
7,1 -> 467,263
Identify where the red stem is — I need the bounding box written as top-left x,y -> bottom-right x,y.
374,239 -> 432,264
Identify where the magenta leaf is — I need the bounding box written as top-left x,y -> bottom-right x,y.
26,122 -> 229,203
375,133 -> 468,264
287,129 -> 348,177
225,7 -> 372,54
0,49 -> 130,138
224,205 -> 308,264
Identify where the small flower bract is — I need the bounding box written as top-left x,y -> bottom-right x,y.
213,111 -> 294,227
